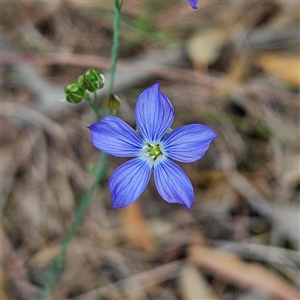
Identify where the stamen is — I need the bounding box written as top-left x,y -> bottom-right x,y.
141,142 -> 164,164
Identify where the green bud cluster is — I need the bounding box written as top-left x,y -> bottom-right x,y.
78,69 -> 105,92
64,83 -> 85,104
64,69 -> 105,104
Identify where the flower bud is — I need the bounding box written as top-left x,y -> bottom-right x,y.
106,93 -> 122,111
78,69 -> 105,92
64,83 -> 85,103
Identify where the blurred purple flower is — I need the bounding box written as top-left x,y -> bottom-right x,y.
88,82 -> 217,209
188,0 -> 198,9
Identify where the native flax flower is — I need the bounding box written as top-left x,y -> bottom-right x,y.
188,0 -> 198,9
88,82 -> 217,209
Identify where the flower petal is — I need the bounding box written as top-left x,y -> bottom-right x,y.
88,116 -> 143,157
163,124 -> 218,163
154,158 -> 194,209
188,0 -> 198,9
109,158 -> 152,209
135,82 -> 174,143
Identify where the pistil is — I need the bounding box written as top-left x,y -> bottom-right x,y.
142,142 -> 164,162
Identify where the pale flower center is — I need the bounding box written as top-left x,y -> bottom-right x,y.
141,142 -> 165,164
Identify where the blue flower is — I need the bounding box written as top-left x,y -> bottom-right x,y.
88,82 -> 217,209
188,0 -> 198,9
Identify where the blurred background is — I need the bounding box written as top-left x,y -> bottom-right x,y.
1,1 -> 299,299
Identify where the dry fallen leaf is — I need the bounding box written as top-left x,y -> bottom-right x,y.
255,52 -> 300,87
0,270 -> 8,300
216,54 -> 249,97
179,262 -> 218,300
1,226 -> 37,299
229,172 -> 300,245
121,200 -> 155,252
189,245 -> 299,300
186,27 -> 228,69
28,245 -> 61,269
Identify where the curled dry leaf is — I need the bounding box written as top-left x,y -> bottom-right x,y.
28,245 -> 61,269
229,173 -> 300,244
186,27 -> 228,69
216,54 -> 249,97
188,245 -> 299,300
121,200 -> 155,252
255,53 -> 300,88
179,262 -> 218,300
0,271 -> 9,300
1,226 -> 37,299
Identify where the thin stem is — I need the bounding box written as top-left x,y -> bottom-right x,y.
107,0 -> 124,101
37,1 -> 123,298
93,91 -> 102,120
37,153 -> 107,300
85,92 -> 102,120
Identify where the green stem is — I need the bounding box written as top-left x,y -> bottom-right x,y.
106,0 -> 124,105
37,153 -> 107,300
85,92 -> 102,120
93,91 -> 102,120
38,1 -> 123,298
